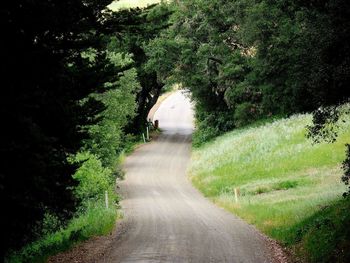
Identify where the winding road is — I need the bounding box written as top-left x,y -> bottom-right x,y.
102,91 -> 275,263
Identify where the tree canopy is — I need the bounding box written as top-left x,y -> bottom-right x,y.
2,0 -> 350,260
146,0 -> 350,141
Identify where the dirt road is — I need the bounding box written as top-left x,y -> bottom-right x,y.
102,91 -> 275,263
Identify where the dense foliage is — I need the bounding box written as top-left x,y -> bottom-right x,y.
1,0 -> 109,258
0,1 -> 171,260
146,0 -> 350,142
104,5 -> 173,132
145,0 -> 350,201
2,0 -> 350,261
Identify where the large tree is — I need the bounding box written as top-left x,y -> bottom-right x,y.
146,0 -> 350,144
103,4 -> 173,132
0,0 -> 115,258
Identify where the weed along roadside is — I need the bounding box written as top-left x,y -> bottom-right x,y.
189,113 -> 350,262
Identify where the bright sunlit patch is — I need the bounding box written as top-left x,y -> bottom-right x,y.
108,0 -> 161,11
189,111 -> 350,245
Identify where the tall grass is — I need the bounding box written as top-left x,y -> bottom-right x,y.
189,113 -> 350,262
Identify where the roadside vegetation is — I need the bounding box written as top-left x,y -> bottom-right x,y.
6,49 -> 140,263
3,0 -> 350,262
189,112 -> 350,262
8,205 -> 118,263
145,1 -> 350,261
2,1 -> 171,262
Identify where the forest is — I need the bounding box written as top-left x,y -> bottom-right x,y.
1,0 -> 349,262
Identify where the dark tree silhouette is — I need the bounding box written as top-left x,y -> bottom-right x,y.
0,0 -> 112,259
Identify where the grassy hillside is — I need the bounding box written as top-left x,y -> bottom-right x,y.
189,113 -> 350,262
108,0 -> 161,11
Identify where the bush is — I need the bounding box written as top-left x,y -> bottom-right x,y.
234,102 -> 260,127
70,152 -> 115,204
193,125 -> 219,147
193,108 -> 235,147
40,213 -> 62,237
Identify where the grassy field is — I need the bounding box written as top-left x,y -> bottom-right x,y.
108,0 -> 161,11
189,113 -> 350,262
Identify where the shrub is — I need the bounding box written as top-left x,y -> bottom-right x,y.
193,125 -> 219,147
70,152 -> 115,204
234,102 -> 260,127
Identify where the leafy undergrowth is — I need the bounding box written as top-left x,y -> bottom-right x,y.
6,151 -> 125,263
7,203 -> 119,263
189,113 -> 350,262
6,135 -> 148,263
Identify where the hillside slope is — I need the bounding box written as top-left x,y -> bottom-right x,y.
189,113 -> 350,262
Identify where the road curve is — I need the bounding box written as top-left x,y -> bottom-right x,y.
102,91 -> 274,263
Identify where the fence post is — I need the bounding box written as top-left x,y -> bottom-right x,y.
142,133 -> 146,143
146,126 -> 149,141
105,190 -> 109,209
234,188 -> 239,203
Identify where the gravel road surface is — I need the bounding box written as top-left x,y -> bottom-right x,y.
102,91 -> 275,263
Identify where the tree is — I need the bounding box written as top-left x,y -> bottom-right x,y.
0,0 -> 115,258
145,0 -> 254,143
146,0 -> 350,147
84,63 -> 141,169
103,3 -> 173,132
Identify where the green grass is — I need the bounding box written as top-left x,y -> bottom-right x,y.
288,198 -> 350,262
189,113 -> 350,262
108,0 -> 161,11
6,203 -> 119,263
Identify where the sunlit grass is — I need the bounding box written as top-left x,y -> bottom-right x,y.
108,0 -> 161,11
189,112 -> 350,261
